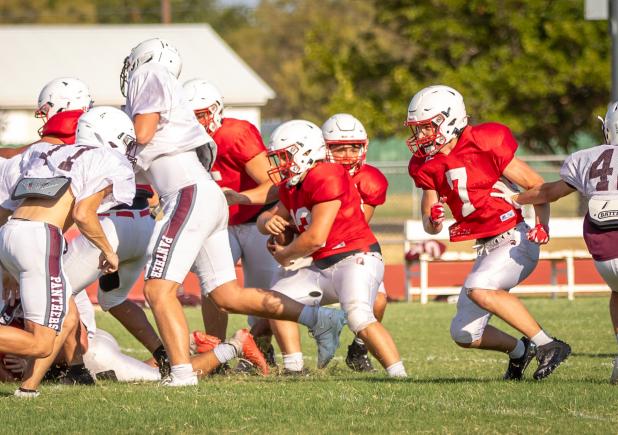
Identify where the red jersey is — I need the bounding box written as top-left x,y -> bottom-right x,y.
278,162 -> 377,261
351,164 -> 388,207
211,118 -> 267,226
41,109 -> 84,144
408,123 -> 523,242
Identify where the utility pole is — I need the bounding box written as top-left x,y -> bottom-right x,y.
161,0 -> 171,24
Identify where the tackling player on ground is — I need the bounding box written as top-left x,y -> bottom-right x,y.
406,85 -> 570,381
492,101 -> 618,383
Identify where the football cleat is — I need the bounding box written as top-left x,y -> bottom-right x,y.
310,307 -> 346,369
503,337 -> 535,381
611,356 -> 618,385
60,364 -> 96,385
14,388 -> 40,399
43,363 -> 68,382
533,338 -> 571,380
255,336 -> 278,368
189,331 -> 221,355
346,340 -> 376,372
230,329 -> 269,375
160,373 -> 198,387
234,358 -> 258,374
153,345 -> 171,379
282,367 -> 311,376
210,362 -> 231,376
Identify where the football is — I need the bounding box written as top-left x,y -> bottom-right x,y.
272,226 -> 296,246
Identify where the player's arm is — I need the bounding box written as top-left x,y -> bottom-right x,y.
363,205 -> 376,222
72,187 -> 118,273
133,113 -> 160,146
515,181 -> 576,205
272,200 -> 341,266
224,152 -> 279,206
421,189 -> 444,234
257,201 -> 291,235
501,157 -> 552,226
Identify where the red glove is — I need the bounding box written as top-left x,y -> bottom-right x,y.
527,223 -> 549,245
429,201 -> 445,226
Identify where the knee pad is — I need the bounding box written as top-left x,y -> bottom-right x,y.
97,289 -> 128,312
449,314 -> 484,345
345,302 -> 377,334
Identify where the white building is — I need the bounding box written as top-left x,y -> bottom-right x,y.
0,24 -> 275,145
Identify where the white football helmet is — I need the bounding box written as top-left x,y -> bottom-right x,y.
322,113 -> 368,175
602,101 -> 618,145
35,77 -> 93,122
405,85 -> 467,157
75,106 -> 138,166
267,120 -> 326,186
183,79 -> 224,135
120,38 -> 182,97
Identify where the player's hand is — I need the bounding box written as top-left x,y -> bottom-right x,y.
272,246 -> 292,267
429,198 -> 445,226
99,251 -> 119,274
490,180 -> 521,209
264,215 -> 289,236
222,187 -> 249,206
527,223 -> 550,245
2,354 -> 26,375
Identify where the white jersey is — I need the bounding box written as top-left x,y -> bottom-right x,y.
560,144 -> 618,198
0,155 -> 22,211
124,63 -> 211,171
19,142 -> 135,212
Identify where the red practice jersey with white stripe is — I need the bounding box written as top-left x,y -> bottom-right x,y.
278,162 -> 377,260
408,123 -> 523,241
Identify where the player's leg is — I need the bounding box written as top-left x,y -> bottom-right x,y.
591,258 -> 618,383
334,254 -> 406,377
100,253 -> 163,358
199,225 -> 241,341
84,329 -> 160,382
347,282 -> 388,372
195,231 -> 345,368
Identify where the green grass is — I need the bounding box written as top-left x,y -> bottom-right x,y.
1,298 -> 618,433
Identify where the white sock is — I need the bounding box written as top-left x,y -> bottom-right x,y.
283,352 -> 304,372
171,363 -> 194,380
508,339 -> 525,359
530,330 -> 553,347
386,361 -> 407,378
298,306 -> 319,328
213,343 -> 238,364
354,336 -> 365,347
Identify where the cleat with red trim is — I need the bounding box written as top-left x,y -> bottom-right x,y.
190,331 -> 221,355
229,329 -> 270,375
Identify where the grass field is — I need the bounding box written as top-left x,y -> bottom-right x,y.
1,298 -> 617,433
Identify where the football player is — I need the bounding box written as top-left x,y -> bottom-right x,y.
62,107 -> 166,378
0,106 -> 136,397
407,85 -> 570,381
492,101 -> 618,383
121,38 -> 345,386
183,79 -> 279,366
0,77 -> 94,159
258,120 -> 407,377
323,113 -> 389,371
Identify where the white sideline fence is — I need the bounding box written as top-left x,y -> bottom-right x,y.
404,218 -> 610,303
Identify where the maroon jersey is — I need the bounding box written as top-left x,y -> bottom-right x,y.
408,123 -> 523,242
211,118 -> 267,225
351,164 -> 388,207
279,162 -> 378,261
